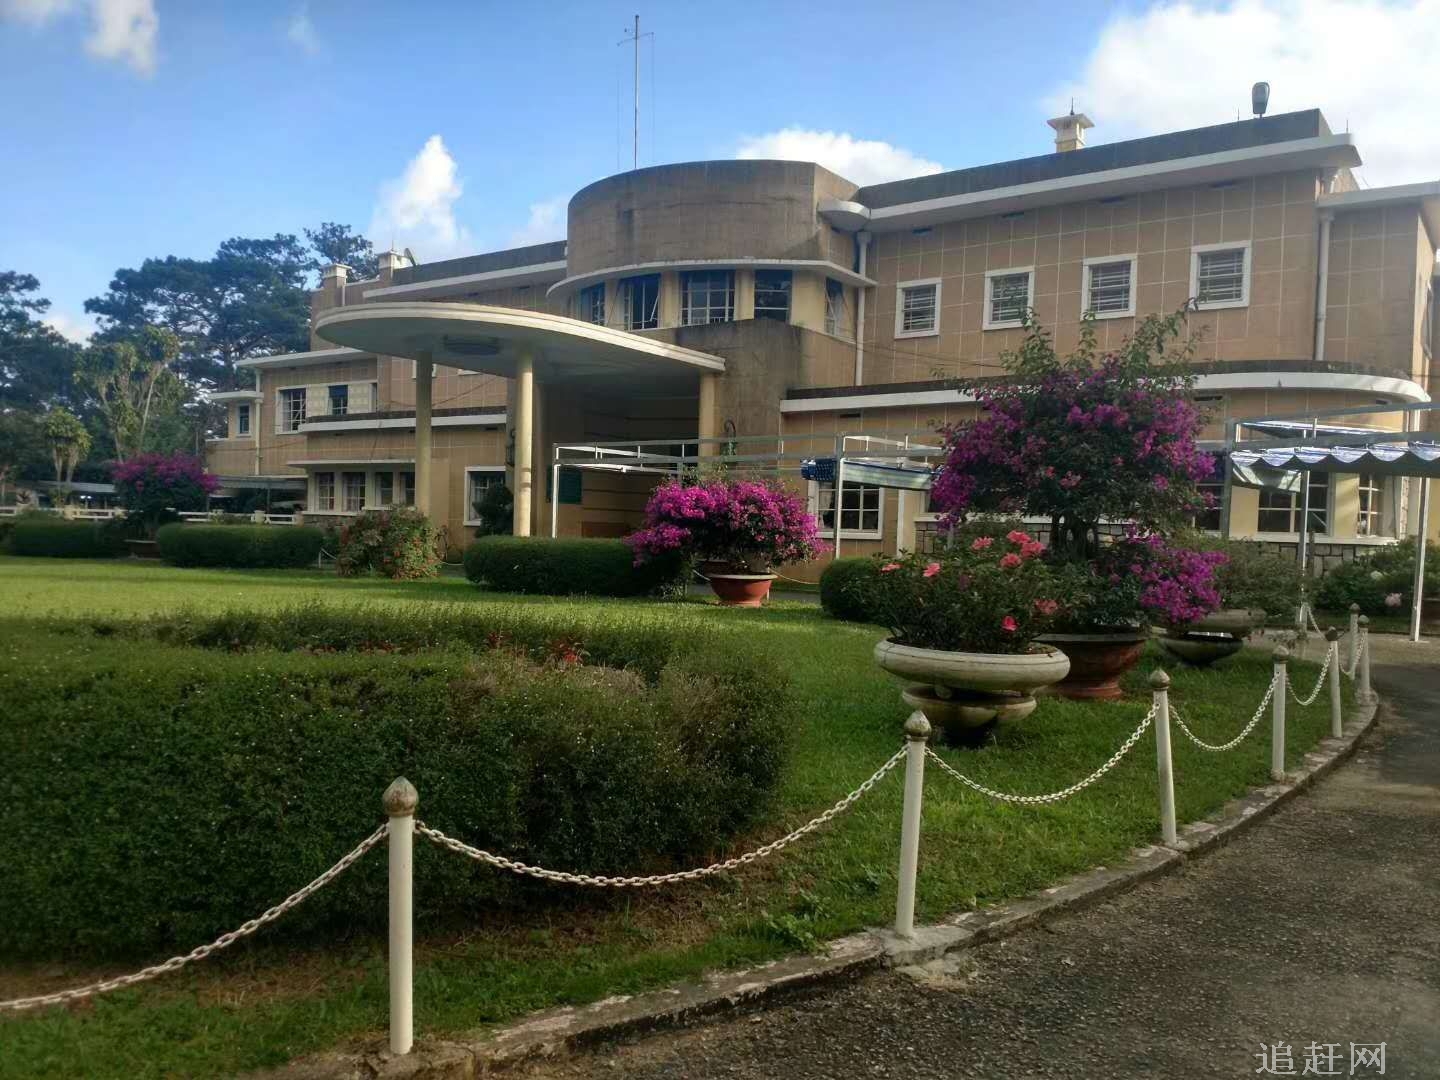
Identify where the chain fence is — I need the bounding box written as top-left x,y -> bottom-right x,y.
0,824 -> 386,1014
1288,641 -> 1334,706
419,747 -> 907,888
1342,632 -> 1366,680
1171,674 -> 1277,752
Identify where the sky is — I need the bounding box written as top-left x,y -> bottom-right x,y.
3,0 -> 1438,343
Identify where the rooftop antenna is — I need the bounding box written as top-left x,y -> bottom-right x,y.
618,15 -> 653,170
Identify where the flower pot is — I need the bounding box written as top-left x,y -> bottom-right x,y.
126,539 -> 161,560
873,639 -> 1070,746
706,573 -> 776,608
1186,608 -> 1266,637
1156,631 -> 1245,667
1035,630 -> 1149,700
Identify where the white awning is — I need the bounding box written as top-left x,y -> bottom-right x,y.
1231,442 -> 1440,478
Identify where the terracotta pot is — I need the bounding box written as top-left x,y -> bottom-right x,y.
126,539 -> 162,560
1156,631 -> 1245,667
874,639 -> 1070,746
1036,630 -> 1149,700
707,573 -> 776,608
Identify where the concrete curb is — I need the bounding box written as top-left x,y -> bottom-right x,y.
262,694 -> 1381,1080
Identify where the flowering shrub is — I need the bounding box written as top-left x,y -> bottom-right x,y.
627,478 -> 825,571
337,507 -> 441,579
870,530 -> 1065,653
111,452 -> 219,538
1070,532 -> 1226,630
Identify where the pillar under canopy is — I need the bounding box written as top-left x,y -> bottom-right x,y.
513,350 -> 535,537
698,372 -> 718,443
414,352 -> 433,516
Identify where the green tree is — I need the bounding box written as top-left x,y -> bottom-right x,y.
43,407 -> 91,486
0,410 -> 49,502
304,222 -> 378,280
0,271 -> 81,409
74,327 -> 186,462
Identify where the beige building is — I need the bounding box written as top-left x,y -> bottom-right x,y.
206,108 -> 1440,570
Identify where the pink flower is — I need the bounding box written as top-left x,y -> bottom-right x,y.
1020,540 -> 1045,559
922,561 -> 942,578
970,537 -> 994,551
1000,615 -> 1018,633
1034,599 -> 1059,616
999,553 -> 1023,570
1385,592 -> 1403,608
880,562 -> 902,573
1006,530 -> 1031,544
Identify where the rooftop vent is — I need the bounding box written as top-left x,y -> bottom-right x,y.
1047,111 -> 1094,153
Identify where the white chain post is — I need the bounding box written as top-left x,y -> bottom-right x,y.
894,711 -> 931,940
1349,603 -> 1360,674
1150,670 -> 1178,847
1271,645 -> 1289,782
1358,615 -> 1373,702
384,778 -> 418,1056
1326,627 -> 1343,738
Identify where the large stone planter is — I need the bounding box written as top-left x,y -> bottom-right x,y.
1036,630 -> 1149,701
706,573 -> 776,608
1156,608 -> 1264,668
874,639 -> 1070,746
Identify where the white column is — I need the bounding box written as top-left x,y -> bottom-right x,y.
1150,670 -> 1177,846
1326,628 -> 1343,738
414,353 -> 433,518
1411,478 -> 1430,643
1349,603 -> 1361,673
383,778 -> 418,1056
1358,616 -> 1373,701
512,351 -> 535,537
893,711 -> 930,939
1271,645 -> 1289,782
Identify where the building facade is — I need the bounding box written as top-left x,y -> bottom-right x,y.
206,108 -> 1440,571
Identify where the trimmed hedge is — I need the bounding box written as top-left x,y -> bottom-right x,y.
5,518 -> 128,558
156,522 -> 325,568
820,557 -> 884,623
464,536 -> 686,597
0,613 -> 793,958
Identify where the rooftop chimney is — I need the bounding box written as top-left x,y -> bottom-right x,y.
1047,112 -> 1094,153
376,249 -> 413,285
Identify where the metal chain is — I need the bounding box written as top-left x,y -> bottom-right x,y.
1172,674 -> 1278,752
418,747 -> 907,888
1304,603 -> 1326,637
924,703 -> 1157,805
1342,633 -> 1365,680
1288,642 -> 1334,706
0,824 -> 387,1014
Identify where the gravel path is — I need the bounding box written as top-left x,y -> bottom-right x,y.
518,636 -> 1440,1079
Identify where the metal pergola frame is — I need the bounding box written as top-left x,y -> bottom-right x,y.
1220,400 -> 1439,642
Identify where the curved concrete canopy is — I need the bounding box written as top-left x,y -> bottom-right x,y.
313,302 -> 725,382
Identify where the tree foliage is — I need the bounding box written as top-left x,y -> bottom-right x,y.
74,326 -> 186,462
0,271 -> 80,410
304,222 -> 378,280
42,408 -> 91,485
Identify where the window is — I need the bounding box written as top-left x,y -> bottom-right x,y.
401,472 -> 415,506
342,472 -> 365,513
621,274 -> 660,330
753,270 -> 792,322
1083,256 -> 1136,318
280,388 -> 306,431
1191,244 -> 1250,308
370,382 -> 380,411
466,468 -> 505,523
813,480 -> 883,538
313,471 -> 335,512
824,278 -> 849,337
895,278 -> 940,337
374,472 -> 394,508
577,283 -> 605,325
1193,464 -> 1224,532
984,268 -> 1033,329
681,270 -> 735,325
1356,474 -> 1384,537
328,384 -> 348,416
236,403 -> 251,437
1257,472 -> 1329,534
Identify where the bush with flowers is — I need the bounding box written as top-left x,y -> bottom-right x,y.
336,506 -> 441,580
870,530 -> 1067,654
111,452 -> 219,539
627,477 -> 825,572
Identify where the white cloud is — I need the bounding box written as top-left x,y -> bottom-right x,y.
735,128 -> 943,186
1,0 -> 157,76
285,3 -> 319,55
507,196 -> 567,248
1049,0 -> 1440,187
44,310 -> 97,344
368,135 -> 471,260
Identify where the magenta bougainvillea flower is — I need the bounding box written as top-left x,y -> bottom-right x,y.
627,478 -> 825,570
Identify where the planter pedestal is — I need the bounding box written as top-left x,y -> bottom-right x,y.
1156,631 -> 1244,667
706,573 -> 776,608
1036,631 -> 1149,701
900,685 -> 1036,747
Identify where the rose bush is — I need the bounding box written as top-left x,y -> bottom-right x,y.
627,478 -> 824,571
337,507 -> 441,579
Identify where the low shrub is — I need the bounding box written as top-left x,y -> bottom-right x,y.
1172,531 -> 1303,617
337,507 -> 441,579
1314,542 -> 1437,616
5,518 -> 128,558
464,536 -> 686,597
0,622 -> 794,958
156,523 -> 325,568
819,557 -> 883,622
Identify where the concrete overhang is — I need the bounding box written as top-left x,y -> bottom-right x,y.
1318,180 -> 1440,246
236,347 -> 371,371
363,260 -> 568,300
314,302 -> 726,382
207,390 -> 263,402
547,258 -> 876,300
820,134 -> 1361,233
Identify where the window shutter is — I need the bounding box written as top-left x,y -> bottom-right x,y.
349,382 -> 372,413
305,385 -> 326,418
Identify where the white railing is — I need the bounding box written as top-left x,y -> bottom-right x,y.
0,633 -> 1368,1054
1,507 -> 296,526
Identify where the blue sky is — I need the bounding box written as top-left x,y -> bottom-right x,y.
3,0 -> 1437,340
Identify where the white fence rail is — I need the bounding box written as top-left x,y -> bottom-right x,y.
0,628 -> 1370,1055
1,506 -> 296,525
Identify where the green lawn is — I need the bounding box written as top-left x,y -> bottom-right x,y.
0,556 -> 1347,1079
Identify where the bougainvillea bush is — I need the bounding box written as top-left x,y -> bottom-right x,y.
869,529 -> 1067,653
111,452 -> 219,538
1084,532 -> 1227,629
337,507 -> 441,579
627,478 -> 825,571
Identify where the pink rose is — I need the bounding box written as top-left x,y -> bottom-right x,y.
970,537 -> 993,551
999,553 -> 1023,570
1034,599 -> 1059,616
922,561 -> 942,578
1020,540 -> 1045,559
1006,530 -> 1031,544
1001,615 -> 1018,633
880,562 -> 901,573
